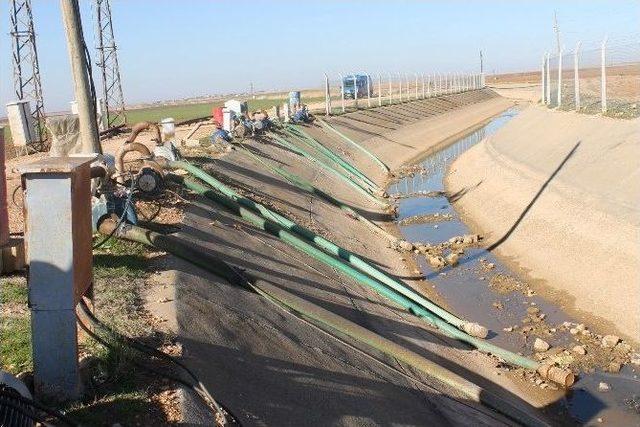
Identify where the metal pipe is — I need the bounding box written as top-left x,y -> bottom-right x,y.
114,141 -> 151,182
125,121 -> 161,145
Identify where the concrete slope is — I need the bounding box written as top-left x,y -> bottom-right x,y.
153,91 -> 562,426
447,105 -> 640,342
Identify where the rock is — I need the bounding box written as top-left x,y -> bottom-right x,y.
598,382 -> 610,392
448,236 -> 461,244
427,255 -> 446,269
572,345 -> 587,355
601,335 -> 620,348
526,307 -> 540,315
562,321 -> 573,328
433,224 -> 439,229
630,353 -> 640,365
503,326 -> 514,332
607,362 -> 621,373
534,338 -> 550,352
575,324 -> 586,332
462,235 -> 474,245
569,328 -> 579,335
398,240 -> 414,251
445,253 -> 459,266
486,262 -> 495,269
614,342 -> 632,354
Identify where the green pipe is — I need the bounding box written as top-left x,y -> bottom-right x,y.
284,126 -> 380,192
269,133 -> 389,208
282,127 -> 380,195
99,219 -> 551,426
314,119 -> 389,178
174,175 -> 569,380
234,142 -> 402,245
169,160 -> 485,338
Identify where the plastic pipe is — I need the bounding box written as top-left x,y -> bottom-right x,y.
172,175 -> 573,387
168,160 -> 485,337
315,118 -> 389,173
282,127 -> 380,194
98,219 -> 552,425
284,126 -> 380,192
269,133 -> 389,208
235,142 -> 404,245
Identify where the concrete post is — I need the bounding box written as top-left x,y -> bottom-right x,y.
421,73 -> 425,99
339,73 -> 345,113
353,74 -> 358,109
387,73 -> 392,104
574,42 -> 581,110
324,73 -> 331,116
541,54 -> 546,103
557,49 -> 563,107
414,73 -> 419,99
366,74 -> 371,108
398,72 -> 403,102
601,37 -> 607,113
405,73 -> 410,100
378,74 -> 382,107
545,53 -> 551,104
60,0 -> 101,155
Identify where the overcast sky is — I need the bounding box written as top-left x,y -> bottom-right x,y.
1,0 -> 638,112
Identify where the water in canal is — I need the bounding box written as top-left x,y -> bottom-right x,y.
388,109 -> 640,425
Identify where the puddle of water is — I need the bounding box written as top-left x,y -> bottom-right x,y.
390,109 -> 640,425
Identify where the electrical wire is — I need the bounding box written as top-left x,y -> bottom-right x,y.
92,178 -> 135,250
76,302 -> 234,426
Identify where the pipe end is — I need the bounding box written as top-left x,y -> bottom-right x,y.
537,364 -> 575,388
462,322 -> 489,339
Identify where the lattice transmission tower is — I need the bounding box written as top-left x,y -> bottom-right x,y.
94,0 -> 126,127
9,0 -> 47,148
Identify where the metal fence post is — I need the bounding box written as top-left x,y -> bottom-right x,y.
421,73 -> 425,98
405,73 -> 410,100
324,73 -> 331,116
398,72 -> 403,102
601,37 -> 607,113
557,49 -> 563,107
378,74 -> 382,107
366,73 -> 371,108
545,53 -> 551,104
541,55 -> 546,103
353,74 -> 358,109
339,73 -> 345,113
574,42 -> 581,111
414,73 -> 418,99
387,72 -> 392,104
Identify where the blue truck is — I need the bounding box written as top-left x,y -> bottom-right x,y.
342,74 -> 373,99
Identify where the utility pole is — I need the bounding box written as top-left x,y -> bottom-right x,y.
10,0 -> 47,151
250,81 -> 255,99
94,0 -> 126,128
479,49 -> 484,74
553,11 -> 561,55
61,0 -> 102,154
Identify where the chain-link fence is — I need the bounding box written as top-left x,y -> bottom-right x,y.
542,38 -> 640,118
323,72 -> 485,115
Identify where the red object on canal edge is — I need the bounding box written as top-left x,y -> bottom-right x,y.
212,107 -> 224,126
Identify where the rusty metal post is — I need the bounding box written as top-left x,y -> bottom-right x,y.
18,156 -> 95,400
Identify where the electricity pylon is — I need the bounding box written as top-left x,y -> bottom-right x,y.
10,0 -> 47,150
94,0 -> 126,127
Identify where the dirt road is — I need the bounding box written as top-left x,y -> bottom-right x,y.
447,105 -> 640,343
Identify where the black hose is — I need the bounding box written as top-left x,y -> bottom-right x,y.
0,390 -> 77,426
75,304 -> 235,426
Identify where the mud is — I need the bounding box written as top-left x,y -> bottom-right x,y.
391,109 -> 640,426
